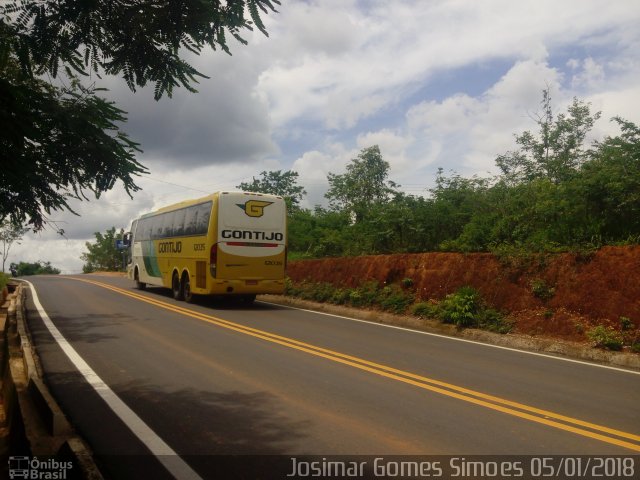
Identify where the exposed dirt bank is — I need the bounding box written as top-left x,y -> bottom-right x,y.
286,246 -> 640,345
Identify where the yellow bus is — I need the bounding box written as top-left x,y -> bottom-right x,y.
126,191 -> 286,302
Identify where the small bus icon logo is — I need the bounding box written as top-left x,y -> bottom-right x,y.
8,456 -> 30,479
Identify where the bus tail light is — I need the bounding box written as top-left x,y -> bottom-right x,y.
210,244 -> 218,278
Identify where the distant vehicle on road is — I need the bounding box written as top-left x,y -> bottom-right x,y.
125,191 -> 287,302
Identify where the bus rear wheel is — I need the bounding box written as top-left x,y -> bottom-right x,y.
182,273 -> 194,303
172,272 -> 184,300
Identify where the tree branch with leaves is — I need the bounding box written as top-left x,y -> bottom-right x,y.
0,0 -> 280,230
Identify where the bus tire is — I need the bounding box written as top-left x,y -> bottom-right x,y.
172,272 -> 184,300
182,272 -> 194,303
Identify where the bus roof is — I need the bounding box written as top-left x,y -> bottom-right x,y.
138,191 -> 284,218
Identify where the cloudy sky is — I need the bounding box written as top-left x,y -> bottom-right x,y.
8,0 -> 640,273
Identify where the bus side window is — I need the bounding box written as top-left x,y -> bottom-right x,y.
196,202 -> 211,235
162,211 -> 175,238
139,218 -> 150,241
173,208 -> 187,237
184,206 -> 198,236
150,215 -> 163,240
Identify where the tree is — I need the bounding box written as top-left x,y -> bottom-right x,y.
14,260 -> 61,276
579,117 -> 640,240
237,170 -> 307,212
429,170 -> 493,251
325,145 -> 399,222
0,220 -> 28,272
0,63 -> 146,230
1,0 -> 280,230
81,227 -> 123,273
496,89 -> 601,185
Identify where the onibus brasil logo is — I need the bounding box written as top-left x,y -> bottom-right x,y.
237,200 -> 273,218
9,456 -> 73,479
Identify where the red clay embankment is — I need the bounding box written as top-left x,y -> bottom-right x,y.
286,246 -> 640,341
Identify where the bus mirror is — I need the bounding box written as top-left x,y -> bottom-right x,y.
120,233 -> 131,249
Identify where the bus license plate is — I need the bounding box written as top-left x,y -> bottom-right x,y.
246,280 -> 258,285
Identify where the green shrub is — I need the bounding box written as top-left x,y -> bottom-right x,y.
619,316 -> 633,331
438,286 -> 481,327
530,278 -> 555,301
477,308 -> 513,334
302,282 -> 336,302
412,301 -> 439,319
330,288 -> 350,305
349,281 -> 380,308
631,343 -> 640,354
587,325 -> 624,351
401,277 -> 414,288
433,286 -> 511,333
0,272 -> 9,291
284,277 -> 297,295
377,284 -> 414,314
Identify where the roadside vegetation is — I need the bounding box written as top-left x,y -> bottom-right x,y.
249,91 -> 638,349
11,261 -> 60,276
236,91 -> 639,265
586,319 -> 640,353
283,94 -> 639,260
285,279 -> 513,335
0,222 -> 62,276
81,227 -> 127,273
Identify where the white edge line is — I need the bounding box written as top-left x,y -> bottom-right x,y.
23,280 -> 203,480
257,301 -> 640,376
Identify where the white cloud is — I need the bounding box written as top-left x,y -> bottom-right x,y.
570,57 -> 606,90
400,59 -> 565,175
292,144 -> 358,207
9,237 -> 88,275
356,129 -> 413,174
255,0 -> 640,134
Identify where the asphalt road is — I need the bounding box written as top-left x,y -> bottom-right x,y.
22,275 -> 640,479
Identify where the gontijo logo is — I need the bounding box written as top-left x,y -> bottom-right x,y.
237,200 -> 273,218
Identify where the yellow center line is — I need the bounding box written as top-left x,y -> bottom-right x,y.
71,277 -> 640,452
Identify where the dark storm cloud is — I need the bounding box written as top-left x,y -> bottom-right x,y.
99,52 -> 279,169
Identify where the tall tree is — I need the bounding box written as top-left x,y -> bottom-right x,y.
496,89 -> 601,185
81,227 -> 123,273
237,170 -> 307,211
0,0 -> 280,230
0,220 -> 28,272
580,117 -> 640,240
325,145 -> 399,222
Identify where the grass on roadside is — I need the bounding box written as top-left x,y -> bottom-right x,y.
285,278 -> 512,334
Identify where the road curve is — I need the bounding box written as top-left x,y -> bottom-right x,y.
23,275 -> 640,479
